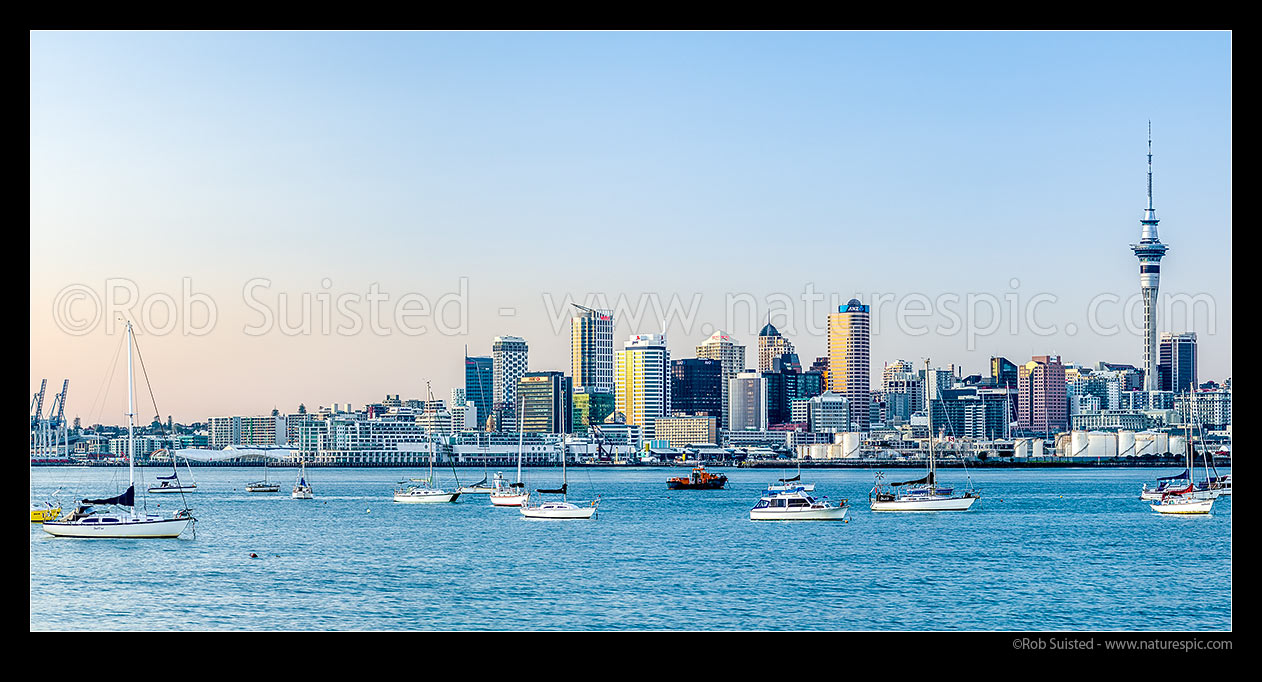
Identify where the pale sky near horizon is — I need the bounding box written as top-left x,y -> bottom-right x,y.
30,31 -> 1232,424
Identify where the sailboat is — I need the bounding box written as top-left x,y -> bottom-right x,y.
520,443 -> 598,520
246,455 -> 281,493
292,456 -> 314,499
1141,384 -> 1228,503
489,407 -> 529,507
148,449 -> 197,493
393,383 -> 460,503
43,321 -> 195,538
767,461 -> 814,492
869,359 -> 980,512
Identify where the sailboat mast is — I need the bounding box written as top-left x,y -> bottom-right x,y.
126,321 -> 136,517
515,402 -> 524,484
925,359 -> 935,482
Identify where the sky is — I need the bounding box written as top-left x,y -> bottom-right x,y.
29,31 -> 1232,424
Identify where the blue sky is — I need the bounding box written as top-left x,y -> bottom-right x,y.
30,31 -> 1231,422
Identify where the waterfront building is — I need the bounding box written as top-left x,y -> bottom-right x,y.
757,321 -> 796,372
208,414 -> 286,448
730,371 -> 768,431
1159,332 -> 1198,393
654,415 -> 719,448
615,333 -> 671,433
570,305 -> 615,393
1017,355 -> 1068,435
492,335 -> 529,407
1174,388 -> 1231,430
671,358 -> 724,420
1131,125 -> 1169,391
696,331 -> 747,430
464,355 -> 494,429
826,299 -> 871,431
804,392 -> 850,433
516,371 -> 573,434
929,387 -> 1011,440
1070,410 -> 1157,431
571,388 -> 615,433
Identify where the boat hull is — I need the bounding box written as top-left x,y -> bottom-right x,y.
750,506 -> 848,521
520,504 -> 597,519
393,491 -> 460,503
42,516 -> 192,538
245,484 -> 281,493
292,489 -> 314,500
489,493 -> 530,507
148,486 -> 196,494
869,496 -> 978,512
667,480 -> 727,490
457,487 -> 495,495
1151,499 -> 1215,514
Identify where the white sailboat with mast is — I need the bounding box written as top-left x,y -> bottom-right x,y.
869,359 -> 980,512
148,449 -> 197,493
43,321 -> 195,538
246,454 -> 281,493
489,404 -> 530,507
520,441 -> 598,520
393,381 -> 460,503
292,456 -> 314,499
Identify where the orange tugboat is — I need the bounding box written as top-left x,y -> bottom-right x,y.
667,465 -> 728,490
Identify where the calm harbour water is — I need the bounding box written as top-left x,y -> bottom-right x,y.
29,465 -> 1231,631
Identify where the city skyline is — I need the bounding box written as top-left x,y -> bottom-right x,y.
30,31 -> 1231,422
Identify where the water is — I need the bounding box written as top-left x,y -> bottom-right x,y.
29,466 -> 1231,630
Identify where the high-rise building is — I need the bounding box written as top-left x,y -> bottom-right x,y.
757,321 -> 796,372
1017,355 -> 1068,434
670,358 -> 723,419
570,305 -> 615,393
1131,125 -> 1169,391
729,371 -> 768,431
827,299 -> 871,432
615,333 -> 671,433
492,336 -> 529,408
882,359 -> 922,419
516,371 -> 572,434
464,355 -> 494,429
1158,332 -> 1198,393
696,331 -> 746,430
990,357 -> 1019,389
571,388 -> 615,433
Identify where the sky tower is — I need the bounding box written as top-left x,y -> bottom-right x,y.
1131,123 -> 1168,392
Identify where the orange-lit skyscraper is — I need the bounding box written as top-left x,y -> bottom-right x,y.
827,299 -> 870,432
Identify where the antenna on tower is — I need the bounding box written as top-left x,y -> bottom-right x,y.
1147,120 -> 1154,211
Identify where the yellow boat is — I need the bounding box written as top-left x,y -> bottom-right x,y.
30,502 -> 61,523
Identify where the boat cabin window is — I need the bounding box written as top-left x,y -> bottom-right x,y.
771,498 -> 788,507
787,498 -> 810,507
753,500 -> 770,509
82,518 -> 99,523
102,518 -> 119,523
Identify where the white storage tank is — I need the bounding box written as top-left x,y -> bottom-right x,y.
842,432 -> 862,458
1169,435 -> 1187,457
1014,438 -> 1031,458
1154,432 -> 1170,455
1069,430 -> 1090,458
1135,432 -> 1159,456
1032,438 -> 1044,458
1087,431 -> 1118,459
1117,430 -> 1137,457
